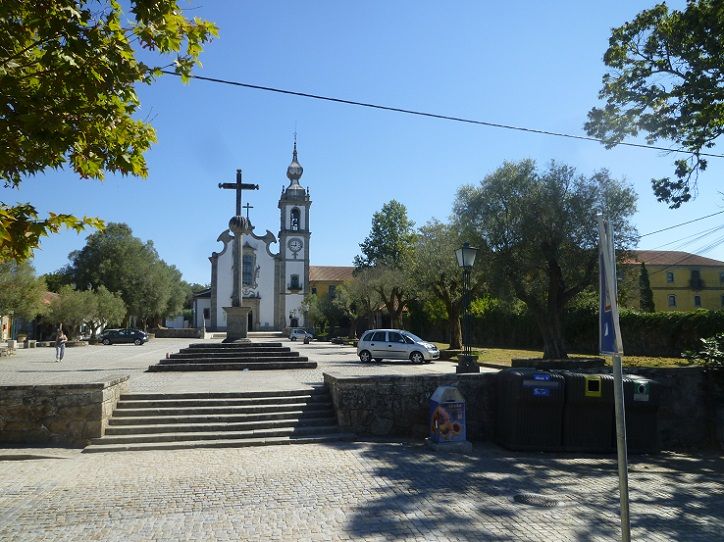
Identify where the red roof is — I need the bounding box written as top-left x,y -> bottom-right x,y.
626,250 -> 724,267
309,266 -> 354,282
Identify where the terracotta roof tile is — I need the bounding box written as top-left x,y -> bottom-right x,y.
309,266 -> 355,282
625,250 -> 724,267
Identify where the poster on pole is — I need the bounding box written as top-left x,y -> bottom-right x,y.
598,216 -> 624,355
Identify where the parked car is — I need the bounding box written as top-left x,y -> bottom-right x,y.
99,328 -> 149,346
357,329 -> 439,364
289,328 -> 313,341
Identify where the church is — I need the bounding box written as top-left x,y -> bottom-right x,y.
192,141 -> 317,332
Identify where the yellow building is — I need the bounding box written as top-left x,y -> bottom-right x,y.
309,266 -> 354,299
624,250 -> 724,312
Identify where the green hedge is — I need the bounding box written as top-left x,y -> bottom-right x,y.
420,306 -> 724,357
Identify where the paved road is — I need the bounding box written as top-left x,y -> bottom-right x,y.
1,335 -> 721,541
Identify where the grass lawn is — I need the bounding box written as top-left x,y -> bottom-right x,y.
433,343 -> 690,369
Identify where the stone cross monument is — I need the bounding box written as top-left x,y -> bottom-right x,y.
218,169 -> 259,342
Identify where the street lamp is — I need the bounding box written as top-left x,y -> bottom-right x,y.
455,242 -> 480,373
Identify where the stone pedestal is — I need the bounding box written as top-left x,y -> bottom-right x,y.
456,354 -> 480,374
222,306 -> 252,343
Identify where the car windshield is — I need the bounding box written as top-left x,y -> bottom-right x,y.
402,332 -> 424,343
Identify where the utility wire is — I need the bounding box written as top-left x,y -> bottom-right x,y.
638,209 -> 724,238
161,70 -> 724,159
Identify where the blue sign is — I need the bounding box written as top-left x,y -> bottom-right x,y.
533,372 -> 551,381
532,387 -> 551,397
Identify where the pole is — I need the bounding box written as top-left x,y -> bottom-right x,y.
464,267 -> 471,357
612,352 -> 631,541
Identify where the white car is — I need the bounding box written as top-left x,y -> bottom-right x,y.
357,329 -> 439,364
289,328 -> 313,341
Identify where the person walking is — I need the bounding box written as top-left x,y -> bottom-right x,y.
55,328 -> 67,362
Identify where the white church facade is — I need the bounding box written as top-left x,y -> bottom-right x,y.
193,142 -> 312,331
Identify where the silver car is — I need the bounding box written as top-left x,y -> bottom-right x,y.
357,329 -> 439,364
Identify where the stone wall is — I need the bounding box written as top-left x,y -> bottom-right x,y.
0,376 -> 129,446
324,368 -> 723,450
323,372 -> 496,441
152,328 -> 202,339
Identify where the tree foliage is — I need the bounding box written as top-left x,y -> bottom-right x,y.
454,160 -> 638,359
638,262 -> 655,312
45,284 -> 93,337
0,260 -> 47,320
0,0 -> 217,261
65,222 -> 188,327
586,0 -> 724,208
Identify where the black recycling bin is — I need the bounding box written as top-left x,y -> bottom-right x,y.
495,368 -> 565,451
620,375 -> 661,453
562,372 -> 615,452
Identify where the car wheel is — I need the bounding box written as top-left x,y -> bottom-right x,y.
291,336 -> 297,341
134,339 -> 142,345
102,338 -> 111,345
359,350 -> 371,363
410,351 -> 424,364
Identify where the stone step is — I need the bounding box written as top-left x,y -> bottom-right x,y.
116,395 -> 329,409
105,416 -> 337,435
119,389 -> 326,401
147,361 -> 316,371
108,409 -> 333,426
161,354 -> 307,363
172,350 -> 295,358
82,433 -> 356,453
111,402 -> 334,417
89,425 -> 343,445
186,342 -> 284,349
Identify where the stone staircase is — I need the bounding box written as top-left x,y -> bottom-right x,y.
147,342 -> 316,371
83,387 -> 353,453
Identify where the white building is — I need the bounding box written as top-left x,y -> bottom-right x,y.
193,142 -> 312,331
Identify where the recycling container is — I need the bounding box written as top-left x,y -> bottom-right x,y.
620,375 -> 661,453
495,368 -> 565,451
429,386 -> 466,443
562,372 -> 615,452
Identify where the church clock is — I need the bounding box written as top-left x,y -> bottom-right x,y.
287,238 -> 303,254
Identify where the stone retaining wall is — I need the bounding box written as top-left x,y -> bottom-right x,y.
324,372 -> 496,441
324,367 -> 723,450
152,328 -> 202,339
0,376 -> 129,446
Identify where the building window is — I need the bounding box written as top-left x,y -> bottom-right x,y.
667,295 -> 677,307
720,271 -> 724,284
721,294 -> 724,308
666,272 -> 674,283
690,269 -> 704,290
242,254 -> 254,286
290,274 -> 300,290
290,208 -> 300,231
311,287 -> 317,295
203,308 -> 210,319
694,295 -> 702,307
328,284 -> 336,299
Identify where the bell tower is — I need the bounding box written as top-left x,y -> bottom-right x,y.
277,137 -> 311,329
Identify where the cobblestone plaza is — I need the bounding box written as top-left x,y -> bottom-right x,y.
1,338 -> 722,541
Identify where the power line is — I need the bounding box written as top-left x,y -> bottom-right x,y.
638,209 -> 724,238
161,70 -> 724,159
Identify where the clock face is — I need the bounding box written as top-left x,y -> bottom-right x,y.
287,238 -> 303,253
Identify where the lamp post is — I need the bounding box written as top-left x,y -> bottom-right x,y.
455,242 -> 480,373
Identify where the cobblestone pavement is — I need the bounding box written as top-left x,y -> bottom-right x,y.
1,336 -> 722,541
0,442 -> 721,541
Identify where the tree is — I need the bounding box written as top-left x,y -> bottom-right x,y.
87,285 -> 126,338
1,1 -> 217,261
0,261 -> 47,320
413,220 -> 485,349
639,262 -> 655,312
332,279 -> 379,338
66,223 -> 188,327
454,160 -> 637,359
45,285 -> 94,337
354,200 -> 418,328
586,1 -> 723,208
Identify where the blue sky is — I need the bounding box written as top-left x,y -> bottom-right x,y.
6,0 -> 723,284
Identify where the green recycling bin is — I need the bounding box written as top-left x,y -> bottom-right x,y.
620,375 -> 661,453
495,368 -> 565,451
562,372 -> 615,452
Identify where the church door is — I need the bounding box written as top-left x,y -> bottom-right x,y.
247,311 -> 253,331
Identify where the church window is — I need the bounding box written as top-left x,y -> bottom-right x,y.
290,208 -> 300,231
203,308 -> 210,319
290,274 -> 300,290
242,255 -> 254,286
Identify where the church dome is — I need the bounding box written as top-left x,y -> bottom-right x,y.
286,143 -> 304,182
